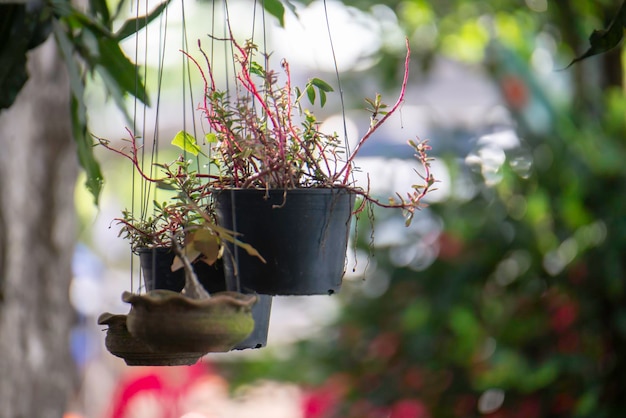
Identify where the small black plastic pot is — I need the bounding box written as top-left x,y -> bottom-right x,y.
214,188 -> 354,296
137,247 -> 224,293
138,247 -> 271,350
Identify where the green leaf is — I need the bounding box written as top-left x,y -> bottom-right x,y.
71,96 -> 103,204
156,180 -> 176,190
52,21 -> 85,121
263,0 -> 286,27
94,35 -> 150,105
111,0 -> 128,21
0,5 -> 49,110
114,0 -> 172,41
64,7 -> 111,37
99,69 -> 139,126
283,0 -> 297,18
171,130 -> 207,156
205,132 -> 217,143
54,21 -> 103,203
319,90 -> 327,107
249,61 -> 265,77
566,1 -> 626,68
88,0 -> 111,29
306,84 -> 315,104
310,77 -> 334,92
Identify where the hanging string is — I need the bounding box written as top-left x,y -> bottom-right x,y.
222,0 -> 242,293
129,0 -> 139,293
203,0 -> 217,183
128,0 -> 169,293
144,2 -> 169,220
321,0 -> 363,275
322,0 -> 352,174
181,0 -> 201,167
223,0 -> 237,97
130,0 -> 152,293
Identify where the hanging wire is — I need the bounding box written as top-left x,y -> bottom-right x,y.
222,0 -> 242,293
321,0 -> 363,274
127,0 -> 171,293
322,0 -> 352,173
139,0 -> 153,221
129,0 -> 140,293
130,0 -> 152,292
149,3 -> 170,207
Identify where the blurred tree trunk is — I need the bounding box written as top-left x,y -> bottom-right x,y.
0,36 -> 77,417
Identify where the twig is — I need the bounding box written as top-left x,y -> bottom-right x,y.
172,236 -> 211,300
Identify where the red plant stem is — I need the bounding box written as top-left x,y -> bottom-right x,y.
97,130 -> 221,184
232,40 -> 282,141
337,38 -> 412,185
281,60 -> 333,180
277,59 -> 293,164
182,46 -> 212,119
115,217 -> 173,244
96,128 -> 160,183
187,41 -> 246,185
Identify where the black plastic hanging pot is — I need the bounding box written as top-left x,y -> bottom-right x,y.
138,247 -> 225,293
214,188 -> 354,295
138,246 -> 272,350
233,294 -> 272,350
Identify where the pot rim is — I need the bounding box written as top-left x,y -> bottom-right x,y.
211,187 -> 354,195
122,290 -> 258,310
97,312 -> 128,326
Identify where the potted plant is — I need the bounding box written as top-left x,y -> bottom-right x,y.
178,35 -> 435,295
121,241 -> 258,355
96,240 -> 258,365
97,311 -> 206,366
97,136 -> 272,351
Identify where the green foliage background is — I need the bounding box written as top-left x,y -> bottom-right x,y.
217,1 -> 626,417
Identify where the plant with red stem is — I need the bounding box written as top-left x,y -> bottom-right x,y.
101,34 -> 436,254
186,35 -> 435,225
97,131 -> 262,264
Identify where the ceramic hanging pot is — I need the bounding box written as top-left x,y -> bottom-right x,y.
214,188 -> 354,295
138,247 -> 272,350
97,312 -> 203,366
123,290 -> 257,353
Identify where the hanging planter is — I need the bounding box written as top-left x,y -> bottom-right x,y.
215,188 -> 354,295
99,37 -> 435,303
97,238 -> 259,362
234,293 -> 272,349
122,289 -> 257,354
97,312 -> 204,366
189,37 -> 433,295
138,246 -> 226,293
139,246 -> 272,349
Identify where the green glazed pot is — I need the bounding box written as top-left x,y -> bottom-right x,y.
97,312 -> 203,366
122,290 -> 257,353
